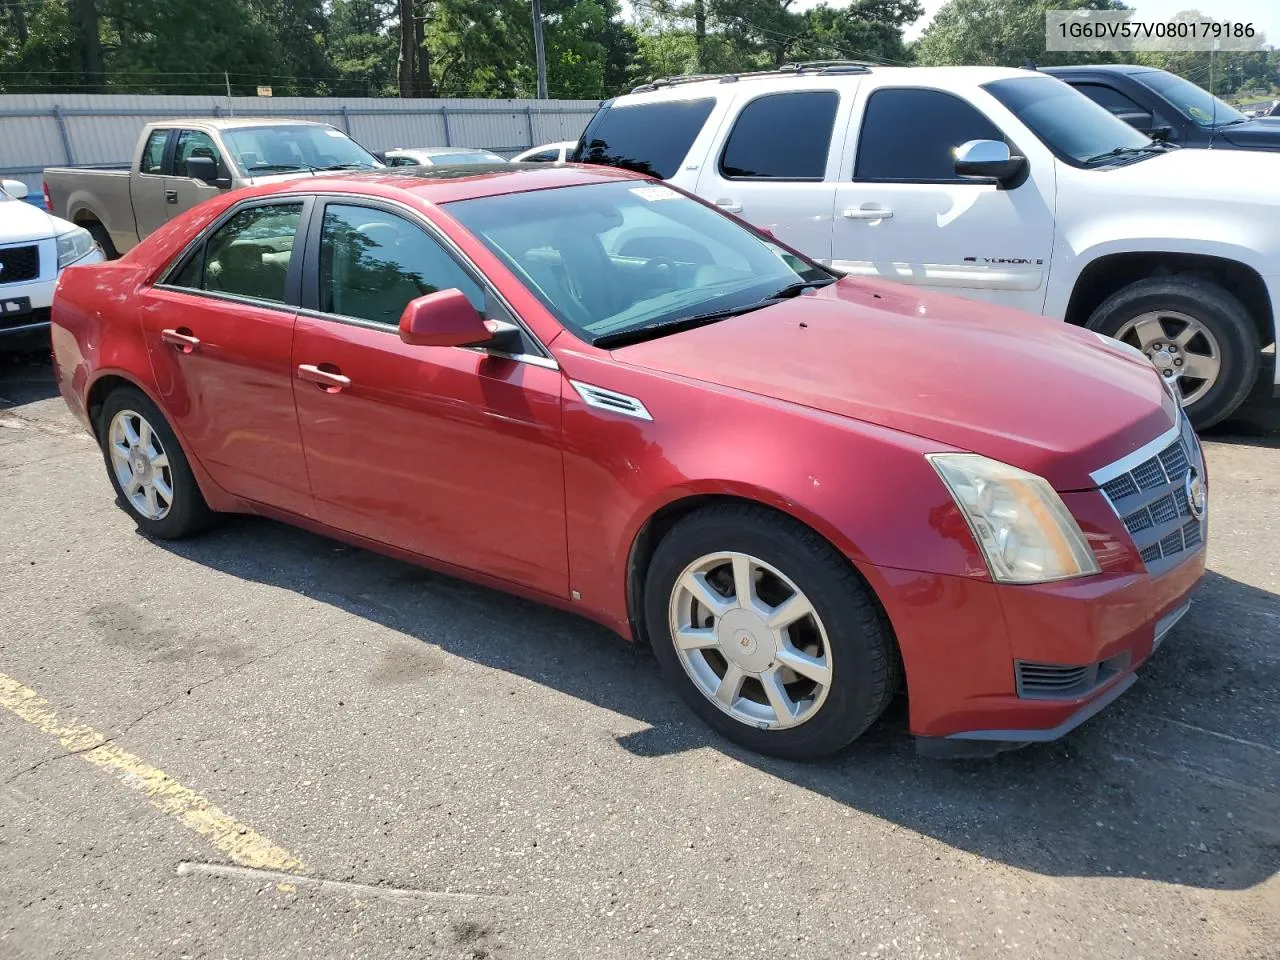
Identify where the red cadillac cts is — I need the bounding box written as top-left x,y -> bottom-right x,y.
50,164 -> 1207,759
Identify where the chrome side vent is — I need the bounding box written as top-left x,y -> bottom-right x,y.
569,380 -> 653,422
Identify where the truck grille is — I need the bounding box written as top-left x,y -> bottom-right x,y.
0,244 -> 39,284
1094,414 -> 1206,574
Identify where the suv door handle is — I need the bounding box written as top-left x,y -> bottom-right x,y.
160,327 -> 201,353
297,363 -> 351,392
843,206 -> 893,220
164,190 -> 179,204
715,199 -> 743,213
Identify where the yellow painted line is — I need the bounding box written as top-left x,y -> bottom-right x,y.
0,672 -> 304,873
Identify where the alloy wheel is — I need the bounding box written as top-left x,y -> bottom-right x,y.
1115,310 -> 1222,406
668,551 -> 833,730
107,409 -> 174,520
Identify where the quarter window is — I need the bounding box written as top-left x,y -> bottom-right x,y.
170,202 -> 303,304
318,204 -> 484,327
854,88 -> 1005,182
576,98 -> 715,179
140,130 -> 168,175
174,129 -> 224,179
720,91 -> 838,180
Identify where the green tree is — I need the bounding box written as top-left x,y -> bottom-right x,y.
913,0 -> 1129,68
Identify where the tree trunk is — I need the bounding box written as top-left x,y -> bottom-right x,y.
397,0 -> 416,98
693,0 -> 706,73
413,6 -> 434,98
70,0 -> 104,92
4,0 -> 29,44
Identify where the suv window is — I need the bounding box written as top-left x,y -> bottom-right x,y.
720,91 -> 838,180
855,88 -> 1004,182
318,204 -> 484,327
174,129 -> 224,179
140,130 -> 168,175
171,202 -> 303,303
576,98 -> 715,179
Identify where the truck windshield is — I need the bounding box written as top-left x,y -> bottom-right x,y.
445,179 -> 831,345
1138,70 -> 1245,127
222,126 -> 380,175
983,76 -> 1153,167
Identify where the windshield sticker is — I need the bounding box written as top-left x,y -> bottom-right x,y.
630,185 -> 680,202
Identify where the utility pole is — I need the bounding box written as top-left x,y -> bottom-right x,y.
531,0 -> 548,100
225,71 -> 235,116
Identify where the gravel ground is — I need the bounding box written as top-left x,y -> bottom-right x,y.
1,351 -> 1277,960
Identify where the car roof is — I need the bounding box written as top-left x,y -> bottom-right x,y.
153,117 -> 333,131
1041,64 -> 1155,76
242,162 -> 648,205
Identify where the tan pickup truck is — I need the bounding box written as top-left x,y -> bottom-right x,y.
43,118 -> 381,258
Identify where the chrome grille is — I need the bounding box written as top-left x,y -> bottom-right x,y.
1093,415 -> 1207,573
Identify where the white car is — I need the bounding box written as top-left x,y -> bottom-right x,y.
512,140 -> 578,163
1,178 -> 103,350
382,147 -> 508,167
574,63 -> 1280,428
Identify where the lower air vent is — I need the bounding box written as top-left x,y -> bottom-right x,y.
1015,651 -> 1130,700
569,380 -> 653,421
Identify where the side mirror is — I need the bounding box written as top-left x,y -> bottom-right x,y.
1,178 -> 29,199
1148,125 -> 1173,142
953,139 -> 1026,184
399,289 -> 494,348
185,156 -> 219,184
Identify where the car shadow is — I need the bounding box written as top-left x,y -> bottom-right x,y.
155,514 -> 1280,893
0,349 -> 58,408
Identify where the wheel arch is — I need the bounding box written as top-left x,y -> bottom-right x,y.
1062,251 -> 1275,348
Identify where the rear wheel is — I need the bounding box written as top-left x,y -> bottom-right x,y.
98,387 -> 214,539
1085,276 -> 1260,429
644,504 -> 898,759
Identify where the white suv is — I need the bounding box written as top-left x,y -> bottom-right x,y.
571,62 -> 1279,428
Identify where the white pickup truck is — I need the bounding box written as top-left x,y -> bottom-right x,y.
572,63 -> 1279,428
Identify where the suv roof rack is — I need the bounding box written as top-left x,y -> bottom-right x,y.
630,60 -> 878,94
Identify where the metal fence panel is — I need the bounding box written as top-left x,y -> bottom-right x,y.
0,93 -> 601,195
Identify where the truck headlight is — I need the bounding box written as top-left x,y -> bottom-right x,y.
56,226 -> 96,269
928,453 -> 1100,584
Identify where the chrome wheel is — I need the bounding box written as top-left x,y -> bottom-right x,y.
668,551 -> 832,730
1115,310 -> 1222,406
107,409 -> 173,520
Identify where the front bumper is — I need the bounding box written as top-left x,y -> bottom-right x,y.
864,543 -> 1205,753
1,245 -> 103,348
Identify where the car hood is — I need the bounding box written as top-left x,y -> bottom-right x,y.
1100,145 -> 1280,199
0,199 -> 61,244
610,278 -> 1176,491
1214,118 -> 1280,149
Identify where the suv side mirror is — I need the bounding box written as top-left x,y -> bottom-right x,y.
1,178 -> 28,199
399,289 -> 494,348
953,140 -> 1026,184
1148,125 -> 1173,142
185,156 -> 219,184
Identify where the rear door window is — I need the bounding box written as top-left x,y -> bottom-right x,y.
854,88 -> 1005,182
140,130 -> 169,175
720,91 -> 838,180
576,98 -> 715,179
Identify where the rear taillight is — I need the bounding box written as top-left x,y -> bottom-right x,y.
42,181 -> 51,212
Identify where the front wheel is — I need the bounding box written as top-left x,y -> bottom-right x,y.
644,504 -> 899,760
1085,276 -> 1260,430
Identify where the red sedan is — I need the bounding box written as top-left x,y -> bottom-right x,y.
50,164 -> 1206,759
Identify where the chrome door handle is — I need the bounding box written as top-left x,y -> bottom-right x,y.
715,199 -> 743,213
297,363 -> 351,392
160,327 -> 200,353
843,206 -> 893,220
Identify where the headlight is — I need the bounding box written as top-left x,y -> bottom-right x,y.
56,226 -> 96,269
928,453 -> 1100,584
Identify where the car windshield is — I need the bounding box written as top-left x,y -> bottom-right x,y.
1138,70 -> 1245,127
222,126 -> 380,175
984,76 -> 1154,166
444,180 -> 831,344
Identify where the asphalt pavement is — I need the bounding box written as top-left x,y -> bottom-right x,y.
1,350 -> 1277,960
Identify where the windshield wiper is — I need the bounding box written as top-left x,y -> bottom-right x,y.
767,278 -> 836,299
1217,117 -> 1250,128
592,302 -> 773,348
1084,143 -> 1170,164
245,163 -> 312,173
317,162 -> 375,171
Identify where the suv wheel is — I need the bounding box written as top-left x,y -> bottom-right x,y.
1086,276 -> 1260,429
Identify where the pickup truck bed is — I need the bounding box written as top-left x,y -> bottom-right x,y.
42,167 -> 138,257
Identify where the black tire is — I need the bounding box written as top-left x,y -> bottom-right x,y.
643,503 -> 899,760
97,386 -> 215,539
1085,276 -> 1260,430
83,221 -> 118,260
